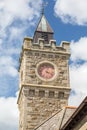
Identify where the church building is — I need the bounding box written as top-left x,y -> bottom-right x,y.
17,11 -> 87,130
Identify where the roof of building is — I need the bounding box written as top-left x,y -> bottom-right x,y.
60,96 -> 87,130
34,106 -> 76,130
35,14 -> 54,33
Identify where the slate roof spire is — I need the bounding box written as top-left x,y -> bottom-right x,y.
33,6 -> 54,44
36,14 -> 54,33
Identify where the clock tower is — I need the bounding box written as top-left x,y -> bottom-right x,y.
18,13 -> 71,130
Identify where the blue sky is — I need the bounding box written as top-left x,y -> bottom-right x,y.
0,0 -> 87,130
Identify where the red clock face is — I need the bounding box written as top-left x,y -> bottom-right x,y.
38,63 -> 55,79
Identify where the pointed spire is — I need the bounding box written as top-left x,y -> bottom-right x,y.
33,2 -> 54,44
36,15 -> 54,33
35,1 -> 53,33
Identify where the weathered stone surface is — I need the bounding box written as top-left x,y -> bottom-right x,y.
18,38 -> 71,130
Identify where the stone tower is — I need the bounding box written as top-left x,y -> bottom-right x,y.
17,13 -> 71,130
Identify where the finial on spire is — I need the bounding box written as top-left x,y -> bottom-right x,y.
41,1 -> 48,15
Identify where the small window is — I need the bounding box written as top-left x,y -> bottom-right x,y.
49,91 -> 54,98
35,53 -> 39,56
39,90 -> 45,97
42,54 -> 46,57
32,64 -> 36,68
61,56 -> 66,60
29,89 -> 35,97
48,55 -> 53,58
58,92 -> 64,99
28,52 -> 32,55
55,55 -> 59,58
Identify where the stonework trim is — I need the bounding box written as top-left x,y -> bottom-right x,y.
17,84 -> 71,104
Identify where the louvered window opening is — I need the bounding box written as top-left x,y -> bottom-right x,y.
41,32 -> 48,41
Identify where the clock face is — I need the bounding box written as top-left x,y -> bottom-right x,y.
38,63 -> 55,80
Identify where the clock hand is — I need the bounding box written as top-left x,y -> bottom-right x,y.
46,70 -> 50,74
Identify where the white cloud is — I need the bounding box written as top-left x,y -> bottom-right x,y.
0,0 -> 43,81
68,37 -> 87,106
3,48 -> 20,55
70,63 -> 87,94
0,0 -> 42,27
71,37 -> 87,61
54,0 -> 87,25
0,96 -> 18,130
0,56 -> 18,77
0,0 -> 42,40
69,91 -> 86,106
0,0 -> 43,98
9,27 -> 25,41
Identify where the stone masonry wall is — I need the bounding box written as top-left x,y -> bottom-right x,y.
18,86 -> 69,130
18,38 -> 71,130
23,50 -> 70,88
